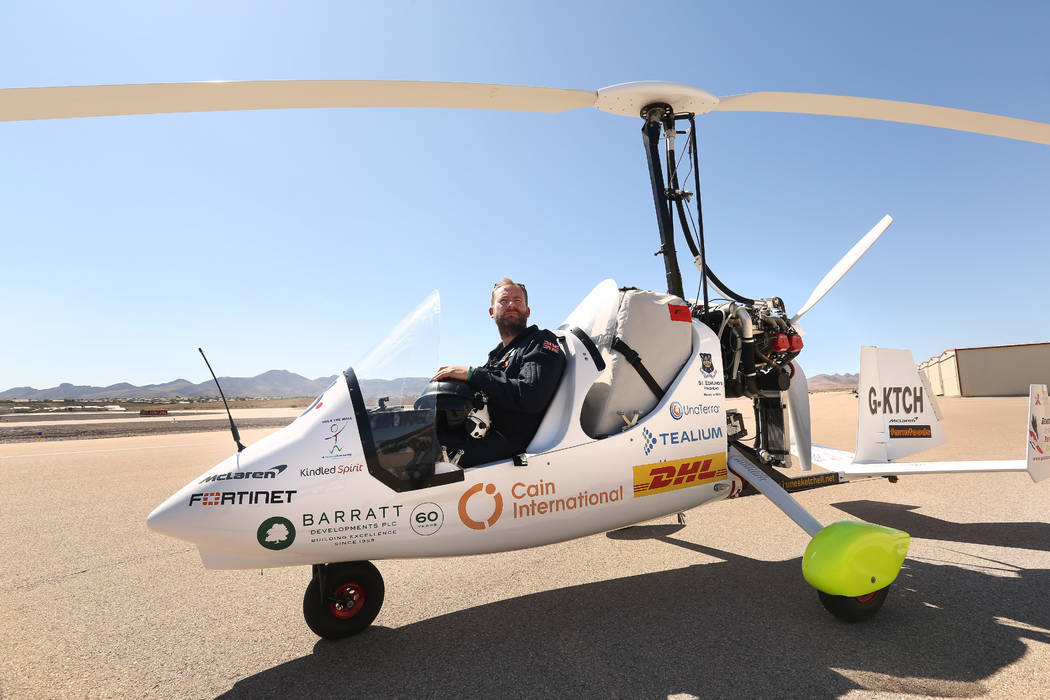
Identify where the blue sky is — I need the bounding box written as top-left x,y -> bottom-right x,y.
1,1 -> 1047,389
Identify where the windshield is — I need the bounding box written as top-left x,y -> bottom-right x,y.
350,291 -> 443,491
354,290 -> 440,408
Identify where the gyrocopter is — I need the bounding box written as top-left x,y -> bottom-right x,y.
4,79 -> 1047,638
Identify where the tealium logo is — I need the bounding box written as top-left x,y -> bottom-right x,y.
458,483 -> 503,530
642,426 -> 657,455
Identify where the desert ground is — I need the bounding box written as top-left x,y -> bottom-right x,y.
1,393 -> 1047,698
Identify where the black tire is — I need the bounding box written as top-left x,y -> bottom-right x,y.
817,585 -> 889,622
303,561 -> 385,639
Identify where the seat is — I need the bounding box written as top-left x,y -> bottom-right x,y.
579,288 -> 693,437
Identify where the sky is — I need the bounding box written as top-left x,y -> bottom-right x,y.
1,1 -> 1048,389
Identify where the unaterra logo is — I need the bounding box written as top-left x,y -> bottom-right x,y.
458,483 -> 503,530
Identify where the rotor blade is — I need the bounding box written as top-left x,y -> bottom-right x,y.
0,80 -> 598,122
787,361 -> 813,472
790,214 -> 893,324
714,92 -> 1050,145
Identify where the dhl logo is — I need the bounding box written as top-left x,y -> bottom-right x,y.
632,452 -> 727,498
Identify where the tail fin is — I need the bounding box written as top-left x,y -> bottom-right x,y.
854,346 -> 945,463
1027,384 -> 1050,482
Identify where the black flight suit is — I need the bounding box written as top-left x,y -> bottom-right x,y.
444,325 -> 566,467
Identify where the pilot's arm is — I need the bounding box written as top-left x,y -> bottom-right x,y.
467,334 -> 565,414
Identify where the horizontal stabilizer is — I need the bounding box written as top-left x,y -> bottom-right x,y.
797,382 -> 1047,483
797,442 -> 1025,478
834,458 -> 1025,478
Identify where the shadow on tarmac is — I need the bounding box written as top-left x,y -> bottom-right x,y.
832,500 -> 1050,552
221,521 -> 1050,699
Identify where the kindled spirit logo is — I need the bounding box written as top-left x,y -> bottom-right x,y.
458,483 -> 503,530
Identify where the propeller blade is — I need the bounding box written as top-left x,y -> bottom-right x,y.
6,80 -> 1047,147
0,80 -> 597,122
790,214 -> 893,324
714,91 -> 1050,145
787,361 -> 813,471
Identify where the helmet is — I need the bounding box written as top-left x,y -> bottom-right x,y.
414,380 -> 475,431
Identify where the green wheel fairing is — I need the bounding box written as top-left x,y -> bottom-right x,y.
802,520 -> 910,596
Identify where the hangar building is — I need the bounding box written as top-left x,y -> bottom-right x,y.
918,342 -> 1050,397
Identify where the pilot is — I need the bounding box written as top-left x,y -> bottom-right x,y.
431,278 -> 566,467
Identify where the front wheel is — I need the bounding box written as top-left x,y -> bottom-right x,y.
303,561 -> 385,639
817,585 -> 889,622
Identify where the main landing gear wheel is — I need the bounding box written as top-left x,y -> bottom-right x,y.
303,561 -> 385,639
817,585 -> 890,622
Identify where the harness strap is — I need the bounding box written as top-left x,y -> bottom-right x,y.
611,336 -> 665,399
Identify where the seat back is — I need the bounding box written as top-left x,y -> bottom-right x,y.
580,288 -> 693,437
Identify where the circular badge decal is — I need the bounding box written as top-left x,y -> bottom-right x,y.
257,516 -> 296,550
410,502 -> 444,536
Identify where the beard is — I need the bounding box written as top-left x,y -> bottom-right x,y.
494,309 -> 527,337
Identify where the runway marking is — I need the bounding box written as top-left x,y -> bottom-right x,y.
0,441 -> 216,460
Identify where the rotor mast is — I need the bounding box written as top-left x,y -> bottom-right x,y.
640,103 -> 685,299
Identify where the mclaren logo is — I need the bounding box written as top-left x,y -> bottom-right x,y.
199,465 -> 287,483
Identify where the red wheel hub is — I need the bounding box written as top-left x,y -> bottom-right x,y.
855,592 -> 878,604
329,582 -> 366,619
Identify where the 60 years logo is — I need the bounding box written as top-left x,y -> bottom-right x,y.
410,502 -> 444,536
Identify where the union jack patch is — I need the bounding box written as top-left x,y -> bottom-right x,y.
542,340 -> 560,353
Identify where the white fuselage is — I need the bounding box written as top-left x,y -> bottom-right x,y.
148,322 -> 731,569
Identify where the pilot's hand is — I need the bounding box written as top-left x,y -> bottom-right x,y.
431,365 -> 470,382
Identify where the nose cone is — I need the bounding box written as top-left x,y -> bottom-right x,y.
147,490 -> 192,541
147,453 -> 239,543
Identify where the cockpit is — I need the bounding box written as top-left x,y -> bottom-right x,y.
332,280 -> 695,493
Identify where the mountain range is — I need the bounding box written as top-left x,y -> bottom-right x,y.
0,370 -> 342,400
806,372 -> 859,390
2,370 -> 856,399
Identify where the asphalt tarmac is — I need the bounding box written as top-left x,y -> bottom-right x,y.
0,409 -> 301,443
2,395 -> 1047,699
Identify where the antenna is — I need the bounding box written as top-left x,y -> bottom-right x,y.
198,347 -> 246,452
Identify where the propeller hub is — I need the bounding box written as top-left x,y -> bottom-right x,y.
596,81 -> 719,117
